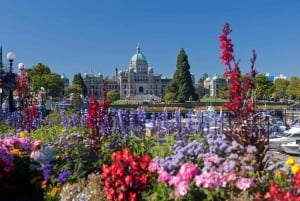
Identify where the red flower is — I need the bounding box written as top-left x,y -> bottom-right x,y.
294,171 -> 300,187
269,182 -> 279,195
139,174 -> 148,184
107,188 -> 115,200
125,175 -> 133,186
101,164 -> 111,179
283,191 -> 294,200
115,178 -> 123,187
101,148 -> 152,201
129,192 -> 137,201
117,192 -> 125,201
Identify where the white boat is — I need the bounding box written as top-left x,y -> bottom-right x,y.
281,141 -> 300,155
269,126 -> 300,150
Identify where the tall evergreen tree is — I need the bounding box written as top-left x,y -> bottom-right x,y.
164,48 -> 198,102
72,73 -> 88,97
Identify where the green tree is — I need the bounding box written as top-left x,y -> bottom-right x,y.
164,48 -> 198,102
198,73 -> 209,87
107,90 -> 120,103
65,84 -> 83,110
218,85 -> 228,99
28,63 -> 64,98
287,76 -> 300,99
163,92 -> 177,103
44,73 -> 65,98
72,73 -> 87,98
196,73 -> 209,98
273,78 -> 289,99
254,74 -> 273,99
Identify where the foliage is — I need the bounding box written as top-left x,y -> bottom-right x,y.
27,63 -> 64,98
254,74 -> 274,99
72,73 -> 88,97
286,76 -> 300,99
65,84 -> 83,110
107,90 -> 120,103
164,48 -> 198,102
218,84 -> 229,99
38,133 -> 106,201
273,78 -> 289,99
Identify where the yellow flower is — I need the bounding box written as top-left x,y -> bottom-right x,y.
41,180 -> 47,189
50,187 -> 59,197
286,156 -> 295,166
10,148 -> 20,155
291,164 -> 300,174
19,131 -> 27,138
55,155 -> 60,160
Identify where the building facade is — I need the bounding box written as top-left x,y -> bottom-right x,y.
83,46 -> 170,101
203,74 -> 227,97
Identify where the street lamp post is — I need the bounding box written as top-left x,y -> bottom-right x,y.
7,52 -> 15,112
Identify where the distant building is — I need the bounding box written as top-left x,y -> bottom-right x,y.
61,73 -> 69,87
203,74 -> 227,97
265,73 -> 287,82
82,45 -> 172,100
274,74 -> 287,81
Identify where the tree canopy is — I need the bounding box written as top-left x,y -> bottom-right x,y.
72,73 -> 87,97
164,48 -> 198,102
254,74 -> 273,99
27,63 -> 64,98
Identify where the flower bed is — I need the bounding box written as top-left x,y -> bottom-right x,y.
1,23 -> 299,201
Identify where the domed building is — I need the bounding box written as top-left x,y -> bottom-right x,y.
61,73 -> 69,87
203,74 -> 227,97
83,45 -> 168,101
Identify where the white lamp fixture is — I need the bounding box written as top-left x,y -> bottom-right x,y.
7,52 -> 15,61
18,63 -> 25,70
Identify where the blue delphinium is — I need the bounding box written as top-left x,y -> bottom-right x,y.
154,139 -> 205,175
40,163 -> 54,181
56,170 -> 72,183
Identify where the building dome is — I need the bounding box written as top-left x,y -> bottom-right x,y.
212,75 -> 218,80
130,45 -> 147,63
61,73 -> 69,81
205,77 -> 211,81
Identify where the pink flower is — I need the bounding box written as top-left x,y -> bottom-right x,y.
204,153 -> 220,164
4,137 -> 20,148
158,170 -> 170,183
178,163 -> 198,180
33,140 -> 43,150
148,161 -> 160,172
225,172 -> 237,183
194,171 -> 224,190
30,150 -> 42,160
168,175 -> 181,186
235,177 -> 255,191
175,180 -> 190,197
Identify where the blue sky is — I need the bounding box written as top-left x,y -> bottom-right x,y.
1,0 -> 299,82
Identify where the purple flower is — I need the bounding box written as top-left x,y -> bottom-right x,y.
56,170 -> 72,183
40,164 -> 54,181
246,145 -> 257,154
